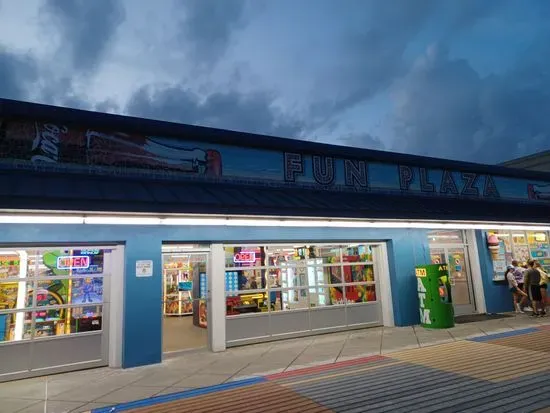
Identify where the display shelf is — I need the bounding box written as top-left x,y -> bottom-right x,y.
162,255 -> 195,316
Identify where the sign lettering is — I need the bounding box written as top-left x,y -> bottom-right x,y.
234,251 -> 256,264
416,277 -> 431,325
57,255 -> 90,270
2,117 -> 546,203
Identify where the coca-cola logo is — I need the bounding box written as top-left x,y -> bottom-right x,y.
31,123 -> 68,163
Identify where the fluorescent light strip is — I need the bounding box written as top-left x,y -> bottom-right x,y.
0,216 -> 84,224
0,214 -> 550,231
83,216 -> 162,225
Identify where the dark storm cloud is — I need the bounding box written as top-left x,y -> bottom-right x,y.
0,49 -> 37,100
126,84 -> 305,138
390,41 -> 550,164
42,0 -> 125,72
309,0 -> 502,122
311,0 -> 438,115
337,132 -> 385,151
176,0 -> 248,68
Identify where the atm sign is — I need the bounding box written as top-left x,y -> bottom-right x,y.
57,255 -> 90,270
234,251 -> 256,264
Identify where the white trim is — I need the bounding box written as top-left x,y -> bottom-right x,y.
375,243 -> 394,327
108,245 -> 124,368
465,230 -> 487,314
208,244 -> 226,352
0,211 -> 549,230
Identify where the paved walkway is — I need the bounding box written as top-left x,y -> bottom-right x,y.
2,314 -> 549,413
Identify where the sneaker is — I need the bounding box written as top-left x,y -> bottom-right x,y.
524,307 -> 533,312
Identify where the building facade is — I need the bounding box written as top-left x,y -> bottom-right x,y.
501,150 -> 550,173
1,98 -> 550,382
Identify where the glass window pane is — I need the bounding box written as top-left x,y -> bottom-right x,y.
311,245 -> 341,264
0,253 -> 22,280
346,284 -> 377,304
70,277 -> 103,304
36,249 -> 105,277
427,230 -> 464,243
72,248 -> 105,275
0,311 -> 32,342
70,306 -> 103,334
268,245 -> 299,265
224,269 -> 265,291
34,306 -> 66,335
526,231 -> 550,260
344,265 -> 375,283
512,232 -> 527,245
35,279 -> 69,306
225,246 -> 266,268
225,292 -> 269,315
309,286 -> 345,307
34,305 -> 103,338
275,288 -> 309,311
0,281 -> 33,309
342,244 -> 373,263
280,262 -> 309,288
322,266 -> 343,284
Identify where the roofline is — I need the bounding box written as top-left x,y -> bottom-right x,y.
500,150 -> 550,166
3,98 -> 550,182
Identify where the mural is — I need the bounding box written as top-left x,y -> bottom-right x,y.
1,118 -> 550,203
528,184 -> 550,201
0,120 -> 222,177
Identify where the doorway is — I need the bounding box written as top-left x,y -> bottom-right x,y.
428,231 -> 477,316
161,244 -> 209,354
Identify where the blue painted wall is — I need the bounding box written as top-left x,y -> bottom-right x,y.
0,224 -> 431,368
475,231 -> 513,313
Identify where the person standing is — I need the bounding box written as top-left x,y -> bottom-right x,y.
535,261 -> 548,316
524,260 -> 543,316
512,260 -> 531,311
506,265 -> 527,313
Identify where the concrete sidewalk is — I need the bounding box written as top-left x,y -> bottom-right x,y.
2,313 -> 549,413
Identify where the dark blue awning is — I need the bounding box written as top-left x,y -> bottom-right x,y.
0,170 -> 548,223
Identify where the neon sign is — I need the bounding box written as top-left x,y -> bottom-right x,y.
233,251 -> 256,264
57,255 -> 90,270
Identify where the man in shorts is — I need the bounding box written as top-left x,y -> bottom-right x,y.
524,260 -> 543,316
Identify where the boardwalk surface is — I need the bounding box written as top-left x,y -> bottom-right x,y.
92,326 -> 550,413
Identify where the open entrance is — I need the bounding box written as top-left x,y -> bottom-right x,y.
162,244 -> 209,354
428,230 -> 477,316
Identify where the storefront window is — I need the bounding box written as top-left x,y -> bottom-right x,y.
345,265 -> 375,283
0,248 -> 106,344
224,243 -> 378,316
346,284 -> 377,303
428,230 -> 464,244
224,246 -> 266,268
489,230 -> 550,274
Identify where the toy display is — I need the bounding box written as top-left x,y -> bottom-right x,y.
0,248 -> 105,341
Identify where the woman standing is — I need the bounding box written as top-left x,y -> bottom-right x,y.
506,265 -> 527,313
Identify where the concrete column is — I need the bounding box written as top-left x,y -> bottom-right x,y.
208,243 -> 226,352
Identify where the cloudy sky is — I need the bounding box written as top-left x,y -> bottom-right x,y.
1,0 -> 549,164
